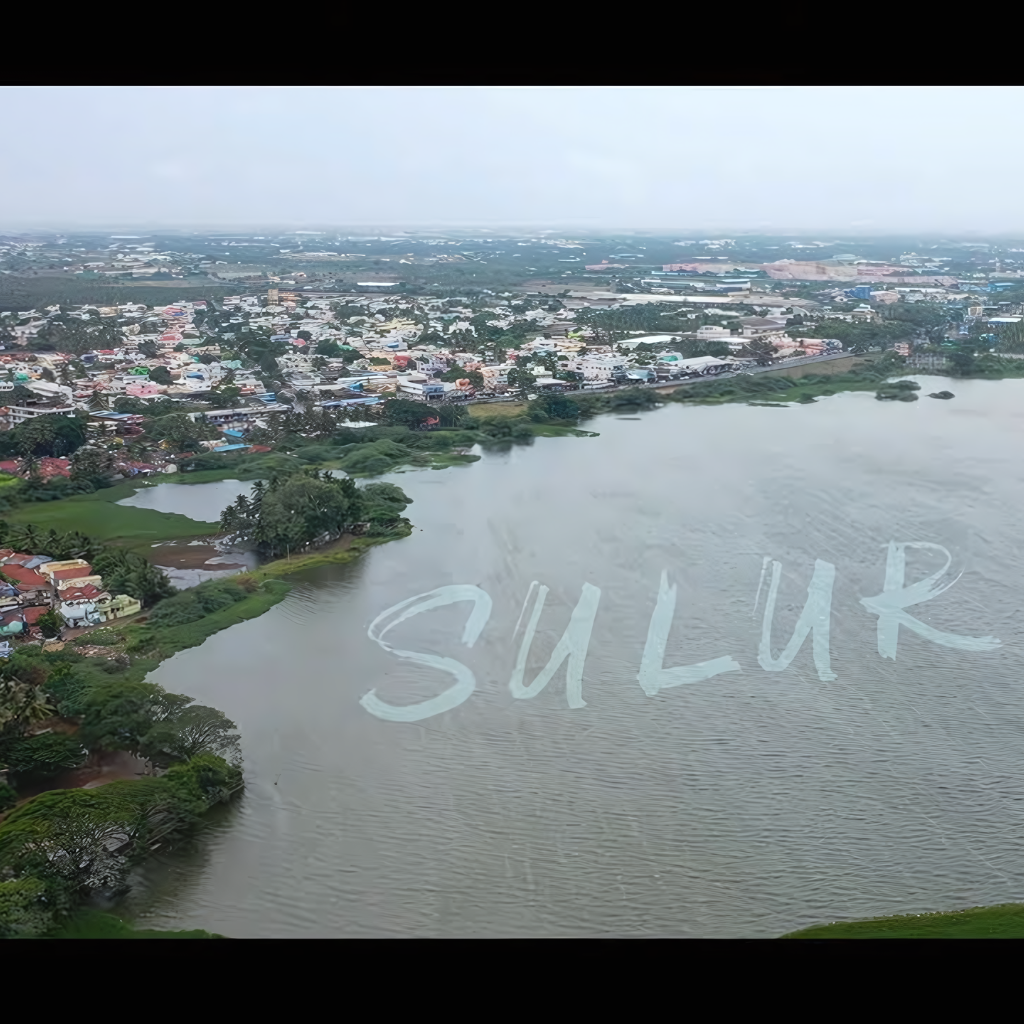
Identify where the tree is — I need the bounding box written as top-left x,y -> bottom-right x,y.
90,549 -> 174,606
35,610 -> 63,640
0,733 -> 86,779
144,412 -> 218,448
70,446 -> 117,489
948,341 -> 978,376
148,365 -> 172,386
70,679 -> 192,756
381,398 -> 443,429
215,385 -> 242,407
0,789 -> 142,896
141,704 -> 240,765
0,679 -> 56,735
220,470 -> 408,557
0,413 -> 88,459
745,339 -> 776,366
440,366 -> 484,389
360,481 -> 413,533
530,393 -> 580,421
506,365 -> 536,399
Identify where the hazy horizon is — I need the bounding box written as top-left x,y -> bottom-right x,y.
2,86 -> 1024,235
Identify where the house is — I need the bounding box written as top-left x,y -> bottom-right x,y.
38,559 -> 91,582
0,456 -> 70,480
56,575 -> 104,600
397,376 -> 444,400
3,554 -> 52,570
0,398 -> 76,429
738,317 -> 788,338
0,611 -> 24,636
1,564 -> 51,599
95,593 -> 141,622
125,381 -> 165,398
58,593 -> 105,628
50,565 -> 95,586
578,356 -> 628,382
194,407 -> 286,429
22,606 -> 53,630
616,334 -> 678,350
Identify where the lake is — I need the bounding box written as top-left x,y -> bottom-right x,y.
121,376 -> 1024,936
116,478 -> 255,523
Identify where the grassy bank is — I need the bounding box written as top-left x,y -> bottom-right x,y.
5,481 -> 217,548
123,578 -> 292,662
467,401 -> 528,418
50,909 -> 223,939
783,903 -> 1024,938
664,366 -> 887,407
252,523 -> 413,581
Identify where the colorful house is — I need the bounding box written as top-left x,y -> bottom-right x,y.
96,593 -> 141,622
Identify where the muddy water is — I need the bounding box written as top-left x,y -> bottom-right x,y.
121,377 -> 1024,936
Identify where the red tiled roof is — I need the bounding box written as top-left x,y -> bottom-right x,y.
59,584 -> 104,602
2,565 -> 47,587
22,606 -> 51,625
52,566 -> 92,582
248,445 -> 272,453
38,458 -> 71,480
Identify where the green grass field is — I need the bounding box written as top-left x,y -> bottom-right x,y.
5,482 -> 218,548
783,903 -> 1024,938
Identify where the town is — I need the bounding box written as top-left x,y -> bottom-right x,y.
0,233 -> 1017,644
2,233 -> 1021,459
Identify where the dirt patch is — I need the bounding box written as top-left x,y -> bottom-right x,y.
72,645 -> 124,659
148,543 -> 236,570
63,750 -> 154,790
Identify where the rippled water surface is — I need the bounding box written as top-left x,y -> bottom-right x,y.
116,479 -> 254,522
123,377 -> 1024,936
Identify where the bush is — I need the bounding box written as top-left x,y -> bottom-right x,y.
291,444 -> 340,464
337,439 -> 414,475
147,579 -> 248,628
0,877 -> 54,938
1,733 -> 87,780
36,610 -> 63,639
43,664 -> 90,708
475,417 -> 534,443
73,628 -> 124,647
235,453 -> 304,478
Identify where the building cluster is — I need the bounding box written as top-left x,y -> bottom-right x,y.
0,260 -> 1016,474
0,551 -> 140,638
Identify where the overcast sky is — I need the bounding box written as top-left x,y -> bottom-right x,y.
1,86 -> 1021,235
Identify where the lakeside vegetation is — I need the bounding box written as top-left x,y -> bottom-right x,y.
0,463 -> 415,938
783,903 -> 1024,939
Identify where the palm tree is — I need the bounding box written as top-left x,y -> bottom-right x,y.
9,523 -> 42,554
0,680 -> 56,732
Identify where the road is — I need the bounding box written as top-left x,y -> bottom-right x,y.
460,350 -> 859,407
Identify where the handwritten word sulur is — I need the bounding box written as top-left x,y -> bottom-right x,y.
358,541 -> 1001,722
